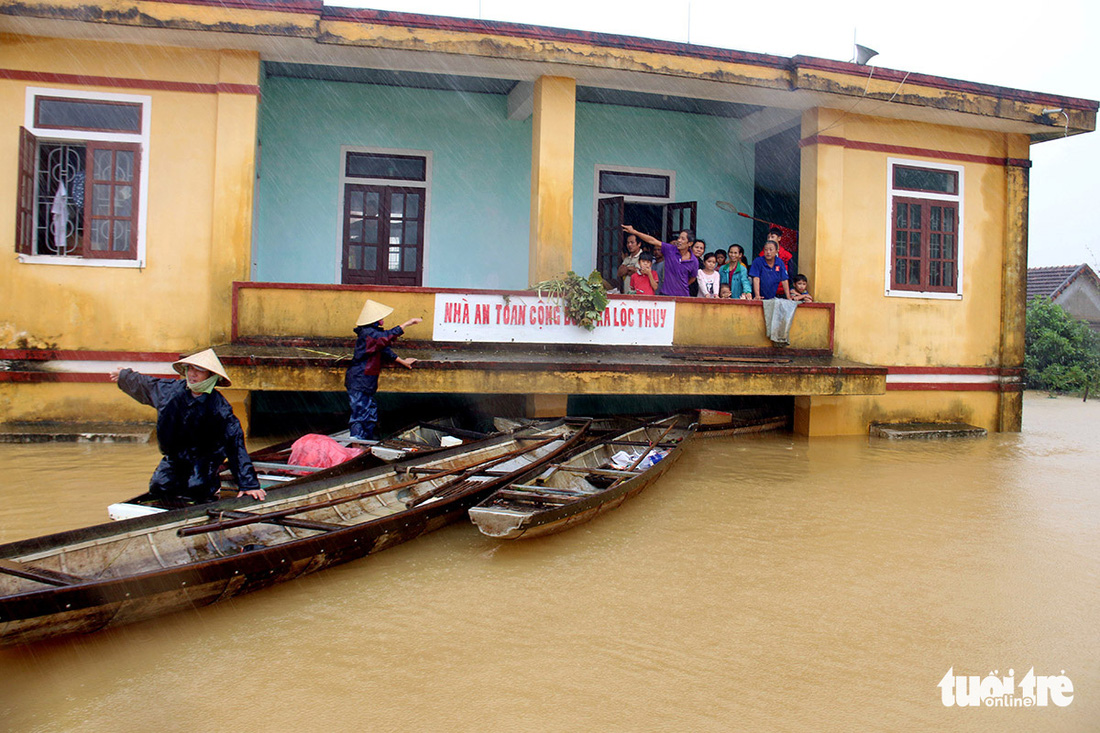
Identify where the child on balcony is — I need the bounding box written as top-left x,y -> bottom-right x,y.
629,252 -> 659,296
696,252 -> 721,298
789,273 -> 814,302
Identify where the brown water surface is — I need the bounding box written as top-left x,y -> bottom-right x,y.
1,393 -> 1097,731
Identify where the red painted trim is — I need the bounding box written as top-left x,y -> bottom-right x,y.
800,134 -> 1032,169
236,281 -> 834,306
0,349 -> 179,361
0,373 -> 114,383
888,366 -> 1001,375
886,382 -> 1004,392
0,69 -> 260,96
792,56 -> 1098,112
231,281 -> 241,343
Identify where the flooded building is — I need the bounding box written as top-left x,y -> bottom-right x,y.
1,0 -> 1096,434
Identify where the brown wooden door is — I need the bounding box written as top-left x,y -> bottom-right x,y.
664,200 -> 697,241
343,184 -> 425,286
596,196 -> 624,285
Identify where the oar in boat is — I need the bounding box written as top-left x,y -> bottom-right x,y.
178,436 -> 564,537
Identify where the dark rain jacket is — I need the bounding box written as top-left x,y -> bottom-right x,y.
344,323 -> 404,393
117,369 -> 260,501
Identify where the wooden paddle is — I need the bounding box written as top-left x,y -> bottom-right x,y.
178,436 -> 563,537
622,421 -> 680,473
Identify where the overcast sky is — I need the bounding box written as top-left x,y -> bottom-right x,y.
340,0 -> 1099,269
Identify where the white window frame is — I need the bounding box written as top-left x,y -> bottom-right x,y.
20,87 -> 151,268
884,157 -> 964,300
337,145 -> 432,285
591,164 -> 676,271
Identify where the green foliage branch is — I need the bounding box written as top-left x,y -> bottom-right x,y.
1024,296 -> 1100,394
533,270 -> 610,331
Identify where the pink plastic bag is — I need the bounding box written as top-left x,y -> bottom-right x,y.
288,434 -> 365,470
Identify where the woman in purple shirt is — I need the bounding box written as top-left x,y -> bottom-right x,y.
621,225 -> 698,297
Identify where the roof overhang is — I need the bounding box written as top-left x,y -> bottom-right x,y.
2,0 -> 1095,141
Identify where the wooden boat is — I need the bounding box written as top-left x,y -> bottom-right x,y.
693,409 -> 788,437
0,420 -> 587,647
107,419 -> 490,520
468,416 -> 695,540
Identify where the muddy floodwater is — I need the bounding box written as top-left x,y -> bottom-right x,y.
1,392 -> 1098,731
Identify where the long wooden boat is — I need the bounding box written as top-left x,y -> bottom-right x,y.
468,416 -> 695,540
107,419 -> 490,520
693,409 -> 788,437
0,420 -> 587,647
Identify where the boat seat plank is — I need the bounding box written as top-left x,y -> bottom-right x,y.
555,466 -> 638,477
492,489 -> 577,504
212,510 -> 345,533
251,462 -> 323,473
0,558 -> 86,587
398,466 -> 446,475
606,440 -> 681,449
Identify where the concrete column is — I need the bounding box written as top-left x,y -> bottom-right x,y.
222,388 -> 252,437
799,109 -> 846,336
208,50 -> 261,344
794,109 -> 847,436
528,76 -> 576,286
525,394 -> 569,419
998,137 -> 1031,432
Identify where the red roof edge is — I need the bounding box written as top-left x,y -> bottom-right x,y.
27,0 -> 1100,112
792,56 -> 1099,113
1053,263 -> 1100,299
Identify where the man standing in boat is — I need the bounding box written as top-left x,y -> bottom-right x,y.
110,349 -> 266,504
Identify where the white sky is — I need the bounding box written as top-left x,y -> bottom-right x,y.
340,0 -> 1099,269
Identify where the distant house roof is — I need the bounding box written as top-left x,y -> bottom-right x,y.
1027,264 -> 1100,300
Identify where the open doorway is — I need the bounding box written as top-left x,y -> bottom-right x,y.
596,196 -> 697,288
752,125 -> 801,270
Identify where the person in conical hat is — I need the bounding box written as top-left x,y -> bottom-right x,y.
346,298 -> 422,441
110,348 -> 265,505
172,348 -> 232,387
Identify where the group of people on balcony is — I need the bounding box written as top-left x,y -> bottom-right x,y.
618,224 -> 813,303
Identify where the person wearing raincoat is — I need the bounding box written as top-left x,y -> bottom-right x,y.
345,298 -> 421,441
110,349 -> 265,504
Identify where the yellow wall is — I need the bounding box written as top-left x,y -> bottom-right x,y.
795,391 -> 1004,435
801,109 -> 1019,368
234,284 -> 834,350
797,109 -> 1027,434
0,35 -> 259,352
0,381 -> 158,424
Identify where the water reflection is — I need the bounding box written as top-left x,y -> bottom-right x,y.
1,393 -> 1097,731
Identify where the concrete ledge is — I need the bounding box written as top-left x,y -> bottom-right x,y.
869,422 -> 987,440
0,422 -> 154,444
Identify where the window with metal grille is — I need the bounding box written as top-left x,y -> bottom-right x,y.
17,91 -> 146,263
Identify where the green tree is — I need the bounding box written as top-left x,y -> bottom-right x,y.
1024,296 -> 1100,394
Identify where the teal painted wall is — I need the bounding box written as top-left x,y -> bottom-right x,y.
573,103 -> 755,273
254,77 -> 532,289
253,78 -> 757,290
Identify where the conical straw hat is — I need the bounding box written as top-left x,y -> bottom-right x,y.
173,348 -> 231,387
356,298 -> 394,326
